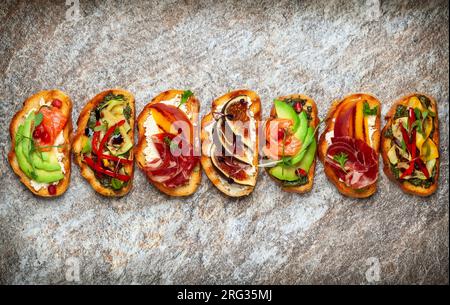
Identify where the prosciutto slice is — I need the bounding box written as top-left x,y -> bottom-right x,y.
326,136 -> 378,189
144,133 -> 199,188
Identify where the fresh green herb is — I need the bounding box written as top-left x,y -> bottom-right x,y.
179,90 -> 193,108
390,164 -> 400,179
163,136 -> 179,151
123,104 -> 132,121
333,152 -> 348,171
34,112 -> 43,127
411,120 -> 423,135
394,105 -> 409,120
113,128 -> 121,136
414,108 -> 421,120
384,126 -> 393,139
363,101 -> 378,116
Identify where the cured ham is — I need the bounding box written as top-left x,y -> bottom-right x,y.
144,133 -> 199,188
326,136 -> 378,189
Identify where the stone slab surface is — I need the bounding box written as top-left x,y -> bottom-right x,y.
0,0 -> 448,284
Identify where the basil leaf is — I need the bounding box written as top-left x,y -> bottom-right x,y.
178,90 -> 193,108
363,101 -> 378,116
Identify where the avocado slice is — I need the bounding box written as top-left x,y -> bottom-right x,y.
16,138 -> 34,178
31,152 -> 61,171
21,112 -> 35,163
293,111 -> 308,142
298,138 -> 316,172
269,164 -> 299,181
102,108 -> 131,133
32,168 -> 64,183
290,126 -> 314,165
274,100 -> 299,132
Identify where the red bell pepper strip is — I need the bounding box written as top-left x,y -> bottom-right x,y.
95,120 -> 126,167
99,120 -> 125,154
99,153 -> 132,164
84,155 -> 130,182
400,107 -> 419,179
92,121 -> 101,154
415,158 -> 430,179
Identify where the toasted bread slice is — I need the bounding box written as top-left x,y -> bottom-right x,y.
8,90 -> 73,197
135,89 -> 201,197
201,89 -> 261,197
72,89 -> 135,197
318,93 -> 381,198
381,93 -> 439,196
266,94 -> 319,193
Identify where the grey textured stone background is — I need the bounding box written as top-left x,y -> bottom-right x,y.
0,0 -> 448,284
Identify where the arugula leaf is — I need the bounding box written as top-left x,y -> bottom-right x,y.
34,112 -> 43,127
394,105 -> 408,119
363,101 -> 378,116
123,104 -> 131,121
384,126 -> 393,139
333,152 -> 348,171
178,90 -> 193,108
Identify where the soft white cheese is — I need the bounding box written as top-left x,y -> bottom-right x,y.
54,131 -> 65,146
54,131 -> 65,174
39,97 -> 51,107
325,130 -> 334,145
30,180 -> 48,191
143,113 -> 161,162
160,94 -> 189,115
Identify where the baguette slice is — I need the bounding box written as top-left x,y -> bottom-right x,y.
135,89 -> 201,196
201,89 -> 261,197
266,94 -> 319,193
72,89 -> 135,197
8,90 -> 73,197
318,93 -> 381,198
381,93 -> 439,196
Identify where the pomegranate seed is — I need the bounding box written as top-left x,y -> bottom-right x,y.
296,168 -> 307,177
33,128 -> 41,139
47,185 -> 57,195
277,129 -> 285,141
294,102 -> 302,113
51,99 -> 62,108
41,131 -> 51,143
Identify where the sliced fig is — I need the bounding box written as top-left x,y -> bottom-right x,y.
210,144 -> 256,186
213,117 -> 253,165
222,96 -> 255,150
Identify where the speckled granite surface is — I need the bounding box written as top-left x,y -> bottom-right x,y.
0,0 -> 448,284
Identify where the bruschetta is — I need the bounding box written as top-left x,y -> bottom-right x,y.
381,93 -> 439,196
135,90 -> 201,196
8,90 -> 72,197
261,94 -> 319,193
318,93 -> 381,198
72,89 -> 135,197
201,89 -> 261,197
